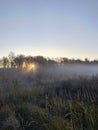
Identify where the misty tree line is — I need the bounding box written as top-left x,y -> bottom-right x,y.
0,52 -> 98,68
0,52 -> 56,68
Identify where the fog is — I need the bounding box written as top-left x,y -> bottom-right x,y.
36,64 -> 98,80
53,64 -> 98,76
0,63 -> 98,85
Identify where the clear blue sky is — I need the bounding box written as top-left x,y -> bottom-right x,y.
0,0 -> 98,59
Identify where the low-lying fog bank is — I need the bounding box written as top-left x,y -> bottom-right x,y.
0,64 -> 98,85
53,64 -> 98,76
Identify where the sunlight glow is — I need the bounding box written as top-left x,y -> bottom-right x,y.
27,63 -> 37,72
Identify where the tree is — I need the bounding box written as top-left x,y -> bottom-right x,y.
2,57 -> 9,68
34,56 -> 47,65
0,59 -> 3,68
47,58 -> 57,65
85,58 -> 89,63
14,55 -> 25,68
8,52 -> 15,68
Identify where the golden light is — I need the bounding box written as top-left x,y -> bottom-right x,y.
27,63 -> 37,71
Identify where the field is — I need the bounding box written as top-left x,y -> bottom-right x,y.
0,66 -> 98,130
0,0 -> 98,129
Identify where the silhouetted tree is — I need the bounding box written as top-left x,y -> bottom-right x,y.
14,55 -> 25,68
47,58 -> 57,65
0,59 -> 2,67
85,58 -> 90,63
8,51 -> 15,68
76,59 -> 83,63
2,57 -> 9,68
1,52 -> 98,68
25,56 -> 34,65
60,57 -> 69,64
34,56 -> 47,65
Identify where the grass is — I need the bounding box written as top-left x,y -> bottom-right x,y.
0,69 -> 98,130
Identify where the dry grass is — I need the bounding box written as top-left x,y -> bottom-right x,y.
0,69 -> 98,130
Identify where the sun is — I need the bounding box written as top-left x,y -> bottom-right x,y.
27,63 -> 37,71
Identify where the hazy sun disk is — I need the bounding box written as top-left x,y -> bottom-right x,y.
27,63 -> 37,71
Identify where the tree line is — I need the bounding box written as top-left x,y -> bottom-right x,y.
0,52 -> 98,68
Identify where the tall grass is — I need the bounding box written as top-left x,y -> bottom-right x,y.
0,69 -> 98,130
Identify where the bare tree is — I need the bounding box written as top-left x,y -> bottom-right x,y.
8,51 -> 15,68
14,55 -> 25,68
2,57 -> 9,68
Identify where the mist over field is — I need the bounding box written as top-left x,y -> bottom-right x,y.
0,63 -> 98,86
0,0 -> 98,129
0,54 -> 98,130
40,64 -> 98,76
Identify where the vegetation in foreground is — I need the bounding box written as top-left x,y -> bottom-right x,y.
0,68 -> 98,130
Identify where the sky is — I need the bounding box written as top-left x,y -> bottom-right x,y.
0,0 -> 98,59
